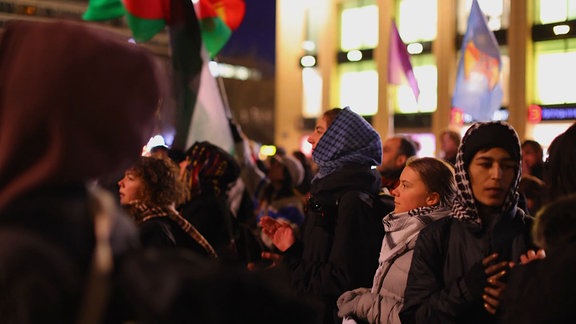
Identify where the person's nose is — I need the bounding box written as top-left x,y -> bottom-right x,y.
490,164 -> 503,180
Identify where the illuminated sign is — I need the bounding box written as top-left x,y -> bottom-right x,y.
531,104 -> 576,121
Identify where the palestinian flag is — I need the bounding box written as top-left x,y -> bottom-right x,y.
84,0 -> 245,57
82,0 -> 245,151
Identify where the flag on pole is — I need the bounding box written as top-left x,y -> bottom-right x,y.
388,20 -> 420,101
452,0 -> 502,122
83,0 -> 245,152
184,48 -> 234,152
169,0 -> 204,151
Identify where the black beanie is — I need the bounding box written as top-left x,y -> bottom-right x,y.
462,122 -> 520,167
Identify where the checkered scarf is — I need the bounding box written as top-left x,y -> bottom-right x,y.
125,201 -> 219,259
312,107 -> 382,180
452,122 -> 521,226
379,205 -> 451,263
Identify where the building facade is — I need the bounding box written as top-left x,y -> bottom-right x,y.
276,0 -> 576,156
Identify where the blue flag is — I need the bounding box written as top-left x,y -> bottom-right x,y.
452,0 -> 502,122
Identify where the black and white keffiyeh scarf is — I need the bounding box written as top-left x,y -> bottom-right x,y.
452,121 -> 522,227
379,205 -> 451,263
312,107 -> 382,180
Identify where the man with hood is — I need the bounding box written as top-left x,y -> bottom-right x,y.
399,121 -> 534,324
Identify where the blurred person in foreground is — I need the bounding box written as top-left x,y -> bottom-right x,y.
0,19 -> 165,322
498,194 -> 576,324
400,122 -> 535,324
543,122 -> 576,203
260,107 -> 385,324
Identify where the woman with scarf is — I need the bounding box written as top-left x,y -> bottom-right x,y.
178,141 -> 241,262
337,157 -> 456,324
260,107 -> 385,324
119,156 -> 218,259
399,122 -> 535,324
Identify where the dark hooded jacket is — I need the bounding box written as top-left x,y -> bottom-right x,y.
400,122 -> 534,324
282,107 -> 384,324
0,19 -> 165,323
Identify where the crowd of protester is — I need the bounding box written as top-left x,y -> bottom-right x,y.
2,19 -> 576,324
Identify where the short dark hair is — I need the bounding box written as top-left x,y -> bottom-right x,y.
545,122 -> 576,200
398,137 -> 417,158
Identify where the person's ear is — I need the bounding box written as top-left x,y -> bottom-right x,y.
396,155 -> 407,168
426,192 -> 440,206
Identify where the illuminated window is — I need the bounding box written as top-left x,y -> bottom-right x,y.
457,0 -> 509,34
535,0 -> 576,24
340,0 -> 378,51
534,39 -> 576,104
397,0 -> 437,42
394,54 -> 437,114
302,67 -> 323,118
338,61 -> 378,116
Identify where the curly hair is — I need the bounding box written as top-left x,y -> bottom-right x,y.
127,156 -> 189,206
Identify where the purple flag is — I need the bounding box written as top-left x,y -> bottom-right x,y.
452,0 -> 502,122
388,20 -> 420,101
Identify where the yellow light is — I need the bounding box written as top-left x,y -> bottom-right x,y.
259,145 -> 277,157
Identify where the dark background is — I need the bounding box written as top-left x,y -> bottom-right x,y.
218,0 -> 277,145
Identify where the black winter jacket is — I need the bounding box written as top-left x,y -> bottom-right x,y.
282,164 -> 384,324
400,209 -> 533,324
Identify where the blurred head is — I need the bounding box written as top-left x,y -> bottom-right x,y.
181,141 -> 240,198
392,157 -> 456,213
440,129 -> 461,160
378,136 -> 417,174
521,140 -> 543,174
0,20 -> 166,211
268,155 -> 304,188
545,123 -> 576,200
519,175 -> 545,216
532,193 -> 576,251
307,108 -> 341,150
118,157 -> 188,206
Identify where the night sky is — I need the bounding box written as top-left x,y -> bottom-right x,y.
219,0 -> 276,66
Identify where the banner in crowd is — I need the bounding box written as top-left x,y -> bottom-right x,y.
452,0 -> 503,122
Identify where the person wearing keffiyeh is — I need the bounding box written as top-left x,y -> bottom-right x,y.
400,121 -> 536,324
260,107 -> 385,324
178,141 -> 241,262
337,157 -> 456,324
